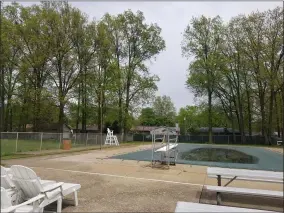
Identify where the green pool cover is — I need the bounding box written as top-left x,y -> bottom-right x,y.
111,144 -> 283,171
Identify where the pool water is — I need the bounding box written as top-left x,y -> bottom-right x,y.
180,147 -> 259,164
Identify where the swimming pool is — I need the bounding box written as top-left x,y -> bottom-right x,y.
111,143 -> 283,171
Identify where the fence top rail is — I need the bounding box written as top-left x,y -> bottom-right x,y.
1,132 -> 44,134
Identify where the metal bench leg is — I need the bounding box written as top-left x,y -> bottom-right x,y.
217,175 -> 221,186
57,198 -> 62,213
74,190 -> 78,206
216,192 -> 221,205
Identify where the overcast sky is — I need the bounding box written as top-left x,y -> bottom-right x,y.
16,1 -> 283,111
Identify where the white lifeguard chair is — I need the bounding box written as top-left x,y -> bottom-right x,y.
151,126 -> 179,168
105,128 -> 119,146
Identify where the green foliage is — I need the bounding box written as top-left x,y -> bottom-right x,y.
182,7 -> 284,144
177,105 -> 228,134
139,107 -> 157,126
2,3 -> 165,134
138,95 -> 176,127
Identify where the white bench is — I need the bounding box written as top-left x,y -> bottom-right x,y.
175,201 -> 277,212
206,167 -> 283,205
207,167 -> 283,185
205,185 -> 283,204
276,141 -> 282,146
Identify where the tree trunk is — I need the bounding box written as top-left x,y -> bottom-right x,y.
236,52 -> 246,144
19,80 -> 28,132
32,84 -> 37,132
246,90 -> 252,137
282,86 -> 284,143
81,69 -> 87,132
81,83 -> 86,132
0,72 -> 4,132
4,95 -> 11,131
9,106 -> 12,131
115,37 -> 122,134
76,84 -> 81,131
259,92 -> 268,144
208,89 -> 213,144
118,94 -> 123,133
58,101 -> 64,133
229,103 -> 236,144
123,83 -> 130,142
267,88 -> 274,145
35,84 -> 41,132
237,94 -> 246,144
0,1 -> 4,132
274,94 -> 281,137
97,101 -> 101,132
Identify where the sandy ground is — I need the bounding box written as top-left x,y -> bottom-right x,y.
2,145 -> 283,212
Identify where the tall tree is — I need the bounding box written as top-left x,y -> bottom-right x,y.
117,10 -> 165,138
182,15 -> 224,143
44,2 -> 83,132
152,95 -> 176,126
138,107 -> 157,126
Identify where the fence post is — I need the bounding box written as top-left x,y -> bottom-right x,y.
40,132 -> 43,152
96,135 -> 98,145
15,132 -> 19,153
86,133 -> 88,146
74,133 -> 77,146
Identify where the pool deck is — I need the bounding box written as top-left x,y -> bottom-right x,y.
2,144 -> 283,212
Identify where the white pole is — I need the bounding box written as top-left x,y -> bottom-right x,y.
86,133 -> 88,146
15,132 -> 18,153
40,132 -> 43,151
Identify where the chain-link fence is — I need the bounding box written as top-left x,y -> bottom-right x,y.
1,132 -> 279,156
0,132 -> 134,156
133,133 -> 279,146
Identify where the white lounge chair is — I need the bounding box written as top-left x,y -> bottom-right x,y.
1,165 -> 56,205
1,166 -> 15,189
1,166 -> 55,189
1,187 -> 45,213
1,166 -> 24,205
10,165 -> 81,212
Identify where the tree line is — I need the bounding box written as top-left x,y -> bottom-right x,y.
0,2 -> 165,138
181,7 -> 284,144
1,2 -> 283,145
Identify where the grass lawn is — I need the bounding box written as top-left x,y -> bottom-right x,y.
1,141 -> 151,160
0,139 -> 151,157
1,139 -> 61,156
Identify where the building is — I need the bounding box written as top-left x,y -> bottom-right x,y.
25,123 -> 72,133
195,127 -> 241,135
72,124 -> 99,133
130,125 -> 180,134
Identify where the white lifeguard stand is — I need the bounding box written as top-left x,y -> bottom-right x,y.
105,128 -> 119,146
151,126 -> 179,167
